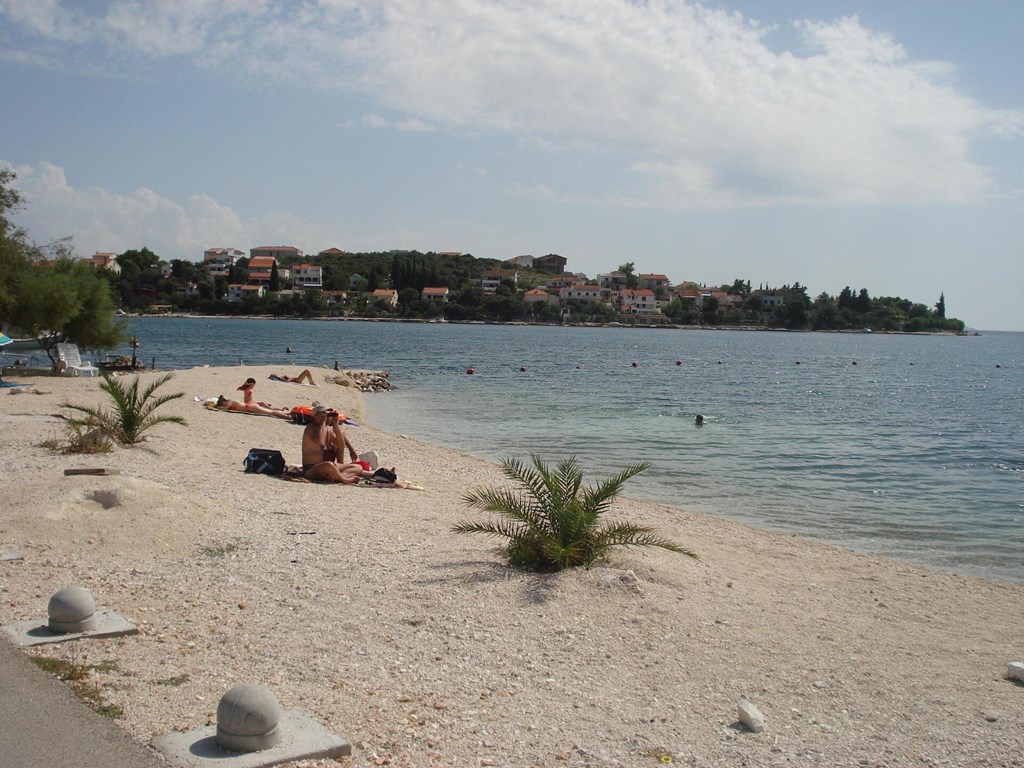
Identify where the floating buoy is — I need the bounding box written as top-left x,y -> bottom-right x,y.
851,361 -> 857,365
466,368 -> 475,375
676,360 -> 682,366
520,366 -> 527,372
996,364 -> 1001,368
631,362 -> 638,368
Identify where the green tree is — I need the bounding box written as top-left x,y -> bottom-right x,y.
730,278 -> 751,297
454,455 -> 697,571
935,292 -> 946,318
0,169 -> 29,313
618,261 -> 638,289
269,262 -> 281,292
3,256 -> 124,365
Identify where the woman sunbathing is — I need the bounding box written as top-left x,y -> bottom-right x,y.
215,394 -> 292,419
269,369 -> 316,385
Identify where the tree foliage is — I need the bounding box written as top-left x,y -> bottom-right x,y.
0,171 -> 124,362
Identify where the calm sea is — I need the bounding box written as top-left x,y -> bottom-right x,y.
125,317 -> 1023,584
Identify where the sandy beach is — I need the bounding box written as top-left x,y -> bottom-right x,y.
1,365 -> 1022,767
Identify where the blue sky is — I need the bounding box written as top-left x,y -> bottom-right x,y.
1,0 -> 1021,330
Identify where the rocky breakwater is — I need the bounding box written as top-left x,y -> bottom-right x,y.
324,369 -> 393,392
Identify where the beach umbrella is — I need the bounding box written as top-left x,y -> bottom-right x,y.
0,332 -> 12,347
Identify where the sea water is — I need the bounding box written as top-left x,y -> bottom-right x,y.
125,317 -> 1023,583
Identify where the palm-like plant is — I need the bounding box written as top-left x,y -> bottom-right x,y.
454,455 -> 697,571
62,373 -> 186,445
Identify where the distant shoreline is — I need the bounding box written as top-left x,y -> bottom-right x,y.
122,312 -> 974,336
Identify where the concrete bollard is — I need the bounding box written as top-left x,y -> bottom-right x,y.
215,683 -> 282,753
47,587 -> 98,634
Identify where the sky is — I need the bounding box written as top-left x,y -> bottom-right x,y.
1,1 -> 1021,331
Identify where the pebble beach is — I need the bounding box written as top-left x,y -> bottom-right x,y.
1,365 -> 1023,768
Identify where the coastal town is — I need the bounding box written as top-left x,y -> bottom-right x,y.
78,244 -> 964,333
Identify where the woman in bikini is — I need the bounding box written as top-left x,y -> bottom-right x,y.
269,369 -> 316,385
216,387 -> 292,419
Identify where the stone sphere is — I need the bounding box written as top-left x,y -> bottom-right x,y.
216,683 -> 282,752
47,586 -> 98,633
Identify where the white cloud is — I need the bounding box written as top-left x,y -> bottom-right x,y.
361,113 -> 390,128
3,160 -> 341,260
1,0 -> 1020,208
395,118 -> 433,132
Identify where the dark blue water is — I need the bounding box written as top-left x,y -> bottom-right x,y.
125,317 -> 1024,583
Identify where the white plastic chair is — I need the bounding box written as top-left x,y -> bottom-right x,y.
56,343 -> 99,377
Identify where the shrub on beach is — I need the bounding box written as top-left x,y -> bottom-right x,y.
61,373 -> 185,445
454,455 -> 697,571
42,419 -> 115,455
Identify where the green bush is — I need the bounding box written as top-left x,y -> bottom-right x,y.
454,455 -> 697,571
62,373 -> 185,445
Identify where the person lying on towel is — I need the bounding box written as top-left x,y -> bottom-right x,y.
214,394 -> 293,419
301,404 -> 396,484
269,369 -> 316,385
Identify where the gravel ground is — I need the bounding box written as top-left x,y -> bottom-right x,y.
1,365 -> 1023,767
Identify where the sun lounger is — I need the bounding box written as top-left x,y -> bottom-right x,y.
56,343 -> 99,377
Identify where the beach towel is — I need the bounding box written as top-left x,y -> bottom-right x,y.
289,404 -> 359,426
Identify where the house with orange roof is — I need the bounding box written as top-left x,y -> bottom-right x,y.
249,270 -> 275,288
250,245 -> 302,261
543,274 -> 584,292
369,289 -> 398,307
83,252 -> 122,274
322,290 -> 348,306
524,288 -> 558,306
226,284 -> 265,301
421,287 -> 450,302
203,247 -> 243,277
291,263 -> 322,289
618,288 -> 659,315
639,273 -> 670,291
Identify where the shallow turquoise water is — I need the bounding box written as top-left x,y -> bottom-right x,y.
127,317 -> 1024,583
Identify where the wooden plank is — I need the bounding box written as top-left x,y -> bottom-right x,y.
63,468 -> 120,476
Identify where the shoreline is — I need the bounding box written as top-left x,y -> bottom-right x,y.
2,365 -> 1022,766
120,312 -> 976,336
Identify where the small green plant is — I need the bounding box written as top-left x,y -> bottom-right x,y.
61,372 -> 185,445
454,455 -> 697,571
30,656 -> 89,681
154,673 -> 190,687
29,655 -> 124,718
199,542 -> 239,558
